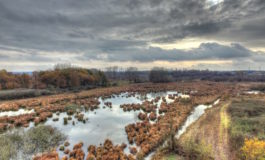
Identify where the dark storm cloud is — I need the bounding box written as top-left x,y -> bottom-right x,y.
88,43 -> 253,62
0,0 -> 265,70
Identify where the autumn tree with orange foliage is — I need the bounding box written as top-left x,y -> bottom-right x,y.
0,70 -> 32,90
36,67 -> 108,89
0,66 -> 108,90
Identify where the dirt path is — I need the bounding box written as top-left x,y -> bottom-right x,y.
179,100 -> 232,160
218,102 -> 231,160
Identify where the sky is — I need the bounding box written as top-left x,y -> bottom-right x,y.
0,0 -> 265,71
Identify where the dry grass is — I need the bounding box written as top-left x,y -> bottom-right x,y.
151,99 -> 229,160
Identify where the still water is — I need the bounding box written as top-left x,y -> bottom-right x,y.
42,91 -> 179,157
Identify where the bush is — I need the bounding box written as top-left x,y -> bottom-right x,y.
241,138 -> 265,160
23,125 -> 66,154
38,68 -> 108,89
149,68 -> 172,83
0,70 -> 31,90
0,67 -> 108,91
0,125 -> 66,159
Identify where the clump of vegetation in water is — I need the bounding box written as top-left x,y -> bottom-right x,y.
63,117 -> 68,125
179,97 -> 192,104
59,145 -> 65,151
0,125 -> 66,160
65,104 -> 81,115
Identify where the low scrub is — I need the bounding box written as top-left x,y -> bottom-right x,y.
228,99 -> 265,158
0,125 -> 66,160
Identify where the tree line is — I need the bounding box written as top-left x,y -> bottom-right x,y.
0,70 -> 31,90
1,65 -> 265,90
105,66 -> 265,83
0,66 -> 107,90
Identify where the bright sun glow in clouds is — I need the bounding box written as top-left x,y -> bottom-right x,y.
208,0 -> 223,5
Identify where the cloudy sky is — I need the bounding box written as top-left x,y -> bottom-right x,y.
0,0 -> 265,71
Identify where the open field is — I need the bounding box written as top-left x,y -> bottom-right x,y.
0,81 -> 264,160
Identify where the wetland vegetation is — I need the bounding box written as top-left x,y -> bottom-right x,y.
0,75 -> 264,160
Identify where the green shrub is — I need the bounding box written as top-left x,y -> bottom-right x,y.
0,125 -> 66,159
23,125 -> 66,154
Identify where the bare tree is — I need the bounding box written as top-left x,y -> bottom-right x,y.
54,63 -> 72,70
105,66 -> 120,80
149,67 -> 171,83
125,67 -> 140,83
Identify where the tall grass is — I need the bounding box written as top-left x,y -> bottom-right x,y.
182,139 -> 214,160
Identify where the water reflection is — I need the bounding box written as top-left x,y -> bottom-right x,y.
42,91 -> 178,157
175,99 -> 220,138
146,99 -> 220,160
244,90 -> 261,95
